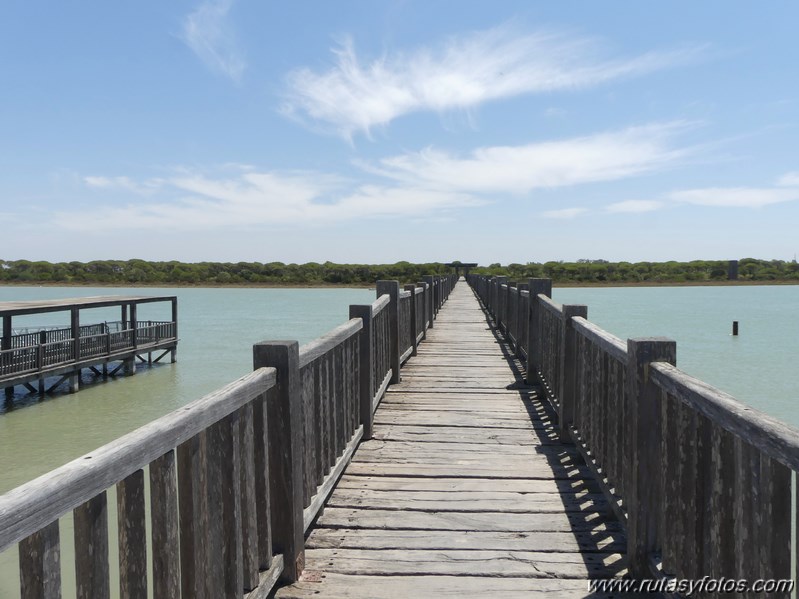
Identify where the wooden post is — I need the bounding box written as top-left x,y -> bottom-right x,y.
558,305 -> 587,439
416,282 -> 428,339
732,321 -> 739,336
130,304 -> 138,350
252,341 -> 305,583
626,337 -> 677,578
404,285 -> 418,357
526,278 -> 552,385
376,281 -> 401,384
19,521 -> 62,599
494,276 -> 507,331
171,298 -> 178,363
69,307 -> 80,393
423,276 -> 435,328
2,315 -> 12,400
516,283 -> 529,359
349,304 -> 374,440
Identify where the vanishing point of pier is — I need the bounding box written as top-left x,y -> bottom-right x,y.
0,276 -> 796,598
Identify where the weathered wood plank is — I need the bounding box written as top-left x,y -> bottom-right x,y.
177,431 -> 210,599
74,492 -> 110,599
325,488 -> 608,513
150,450 -> 181,599
19,520 -> 61,599
117,470 -> 147,599
276,573 -> 606,598
315,507 -> 622,533
303,547 -> 624,578
306,527 -> 624,552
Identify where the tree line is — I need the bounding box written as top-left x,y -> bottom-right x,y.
0,258 -> 797,286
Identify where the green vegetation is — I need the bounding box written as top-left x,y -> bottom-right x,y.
472,258 -> 799,284
0,258 -> 797,286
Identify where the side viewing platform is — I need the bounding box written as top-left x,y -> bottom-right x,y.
1,295 -> 178,398
0,272 -> 797,598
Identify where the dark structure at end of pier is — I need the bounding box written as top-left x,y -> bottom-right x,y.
1,295 -> 178,398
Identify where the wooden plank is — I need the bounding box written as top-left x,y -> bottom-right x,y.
117,470 -> 147,599
177,431 -> 210,599
74,492 -> 110,599
276,573 -> 604,598
334,475 -> 601,494
239,403 -> 260,592
252,394 -> 272,571
150,450 -> 180,599
302,547 -> 624,579
371,424 -> 557,445
306,527 -> 624,552
345,461 -> 590,479
19,520 -> 61,599
325,488 -> 608,513
315,507 -> 622,533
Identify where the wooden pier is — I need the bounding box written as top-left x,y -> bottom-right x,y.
1,274 -> 797,599
277,282 -> 624,598
1,295 -> 178,397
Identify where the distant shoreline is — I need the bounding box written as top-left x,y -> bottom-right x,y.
1,280 -> 798,290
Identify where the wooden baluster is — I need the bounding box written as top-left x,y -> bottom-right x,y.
150,451 -> 180,598
74,492 -> 110,599
117,470 -> 147,599
239,403 -> 260,591
178,431 -> 210,599
558,304 -> 587,440
252,393 -> 273,570
19,521 -> 61,599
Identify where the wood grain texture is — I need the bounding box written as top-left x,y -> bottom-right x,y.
150,451 -> 181,599
19,520 -> 61,599
117,470 -> 147,599
74,492 -> 110,599
275,281 -> 626,597
0,367 -> 275,553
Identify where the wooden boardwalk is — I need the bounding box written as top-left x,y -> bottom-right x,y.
277,283 -> 626,598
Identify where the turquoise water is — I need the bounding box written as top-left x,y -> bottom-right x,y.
0,286 -> 375,492
552,285 -> 799,429
0,283 -> 797,597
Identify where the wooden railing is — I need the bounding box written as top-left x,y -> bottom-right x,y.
0,368 -> 282,599
469,275 -> 797,595
0,321 -> 177,380
0,275 -> 457,598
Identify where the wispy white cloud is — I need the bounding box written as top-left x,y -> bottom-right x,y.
542,207 -> 588,219
83,176 -> 162,194
180,0 -> 245,82
606,199 -> 664,213
61,168 -> 478,230
666,171 -> 799,208
282,25 -> 704,137
668,186 -> 799,208
362,122 -> 693,194
777,171 -> 799,187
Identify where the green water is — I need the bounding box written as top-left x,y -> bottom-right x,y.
552,285 -> 799,428
1,283 -> 797,596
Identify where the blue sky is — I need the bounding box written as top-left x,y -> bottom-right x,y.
1,1 -> 798,264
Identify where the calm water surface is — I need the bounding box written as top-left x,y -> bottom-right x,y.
1,283 -> 797,597
553,285 -> 799,428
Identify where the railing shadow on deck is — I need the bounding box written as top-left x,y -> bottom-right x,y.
469,274 -> 799,599
0,275 -> 457,599
474,287 -> 628,582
